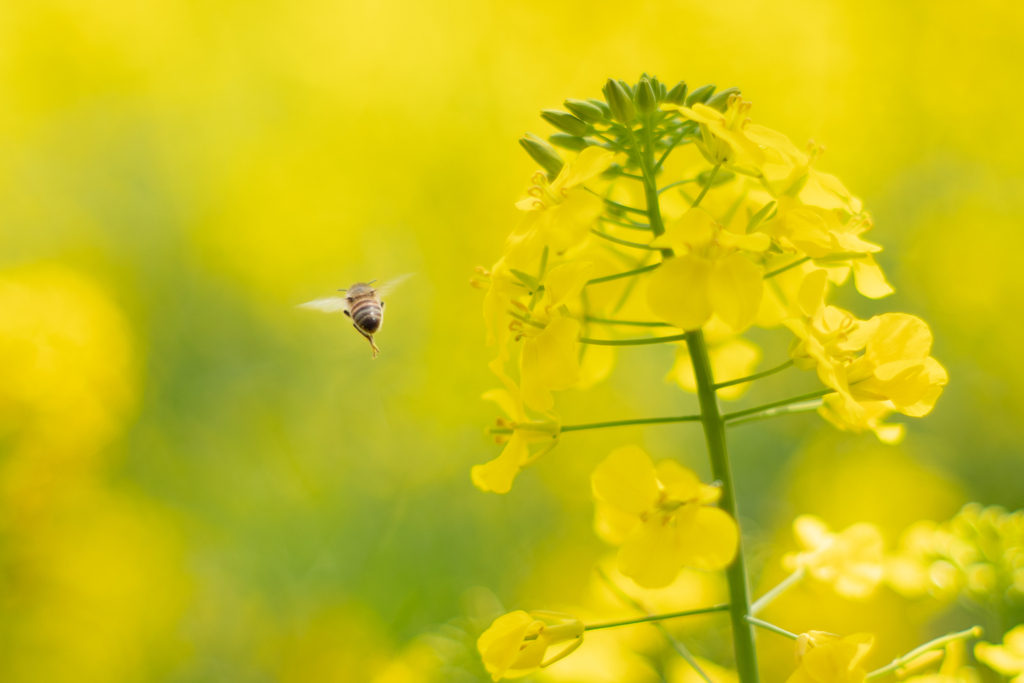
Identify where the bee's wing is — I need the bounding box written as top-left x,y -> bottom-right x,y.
373,273 -> 414,298
297,296 -> 350,314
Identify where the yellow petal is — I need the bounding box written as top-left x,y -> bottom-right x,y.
482,388 -> 520,422
785,209 -> 833,259
852,254 -> 893,298
472,431 -> 529,494
563,146 -> 615,188
520,337 -> 552,412
537,317 -> 581,391
577,342 -> 616,390
708,253 -> 763,333
647,255 -> 713,330
676,506 -> 738,570
709,337 -> 762,401
478,611 -> 537,680
618,515 -> 684,588
542,190 -> 603,252
976,642 -> 1024,676
594,501 -> 640,545
544,261 -> 595,311
797,269 -> 829,317
655,460 -> 702,500
656,207 -> 718,251
591,445 -> 659,515
865,313 -> 932,364
794,515 -> 833,551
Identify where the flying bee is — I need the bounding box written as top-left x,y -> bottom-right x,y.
298,274 -> 412,358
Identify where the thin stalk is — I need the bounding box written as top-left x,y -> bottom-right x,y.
690,163 -> 721,209
637,115 -> 666,237
658,178 -> 697,195
586,262 -> 661,286
722,389 -> 831,422
764,257 -> 810,279
866,627 -> 983,681
486,413 -> 701,435
685,329 -> 760,683
726,400 -> 823,428
585,604 -> 730,631
585,316 -> 671,327
591,229 -> 660,251
600,216 -> 651,231
751,568 -> 805,615
597,568 -> 717,683
746,617 -> 798,640
586,189 -> 649,216
714,360 -> 794,390
580,333 -> 688,346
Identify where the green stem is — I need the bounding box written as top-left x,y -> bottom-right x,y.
590,229 -> 660,251
586,604 -> 730,631
586,262 -> 661,285
865,627 -> 983,681
750,567 -> 805,615
726,400 -> 823,428
586,189 -> 649,216
596,568 -> 717,683
690,163 -> 721,209
585,316 -> 671,327
746,616 -> 798,640
685,329 -> 760,683
722,389 -> 831,422
637,116 -> 666,237
486,414 -> 702,435
658,178 -> 698,195
714,360 -> 794,390
600,216 -> 651,231
763,257 -> 809,279
580,333 -> 688,346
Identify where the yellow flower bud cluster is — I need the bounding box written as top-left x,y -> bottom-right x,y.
887,504 -> 1024,615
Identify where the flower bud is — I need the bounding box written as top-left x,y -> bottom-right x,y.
519,133 -> 564,178
617,79 -> 635,98
541,109 -> 588,137
635,78 -> 658,115
603,78 -> 635,124
564,98 -> 605,124
586,98 -> 612,120
548,133 -> 589,152
686,83 -> 716,106
705,87 -> 741,112
665,81 -> 688,105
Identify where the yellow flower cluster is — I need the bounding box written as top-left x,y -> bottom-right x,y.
473,76 -> 947,494
784,515 -> 886,600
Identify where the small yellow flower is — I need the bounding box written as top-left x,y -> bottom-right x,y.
647,207 -> 770,333
508,147 -> 615,264
477,611 -> 584,681
591,445 -> 738,588
975,626 -> 1024,683
472,361 -> 560,495
787,632 -> 874,683
784,515 -> 885,600
664,96 -> 765,168
902,640 -> 979,683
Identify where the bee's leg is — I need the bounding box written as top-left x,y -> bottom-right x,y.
352,324 -> 381,358
343,310 -> 351,318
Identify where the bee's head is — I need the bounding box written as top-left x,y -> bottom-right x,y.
344,282 -> 374,297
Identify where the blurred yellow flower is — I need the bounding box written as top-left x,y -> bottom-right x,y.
647,207 -> 770,332
472,363 -> 560,494
787,307 -> 947,438
666,318 -> 761,400
784,515 -> 885,599
787,632 -> 874,683
477,610 -> 584,681
664,96 -> 765,168
591,446 -> 738,588
975,626 -> 1024,683
902,640 -> 979,683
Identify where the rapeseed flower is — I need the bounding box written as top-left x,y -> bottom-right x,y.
901,641 -> 979,683
787,632 -> 874,683
975,626 -> 1024,683
666,317 -> 761,400
472,360 -> 560,494
591,446 -> 738,588
647,207 -> 770,332
664,96 -> 765,169
784,515 -> 885,599
477,611 -> 584,680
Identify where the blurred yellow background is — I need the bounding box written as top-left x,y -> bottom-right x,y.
1,0 -> 1022,681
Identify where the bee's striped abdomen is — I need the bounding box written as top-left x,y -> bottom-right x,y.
350,296 -> 383,334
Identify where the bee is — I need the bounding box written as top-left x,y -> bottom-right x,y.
298,274 -> 412,358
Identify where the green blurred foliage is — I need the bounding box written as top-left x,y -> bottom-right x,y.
0,0 -> 1022,681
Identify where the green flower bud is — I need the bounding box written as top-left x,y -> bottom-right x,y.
617,79 -> 635,98
586,98 -> 612,120
548,133 -> 589,152
564,98 -> 605,124
705,87 -> 741,112
519,133 -> 564,178
635,78 -> 658,115
603,78 -> 635,124
665,81 -> 688,105
686,84 -> 716,106
541,109 -> 588,137
657,80 -> 668,102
